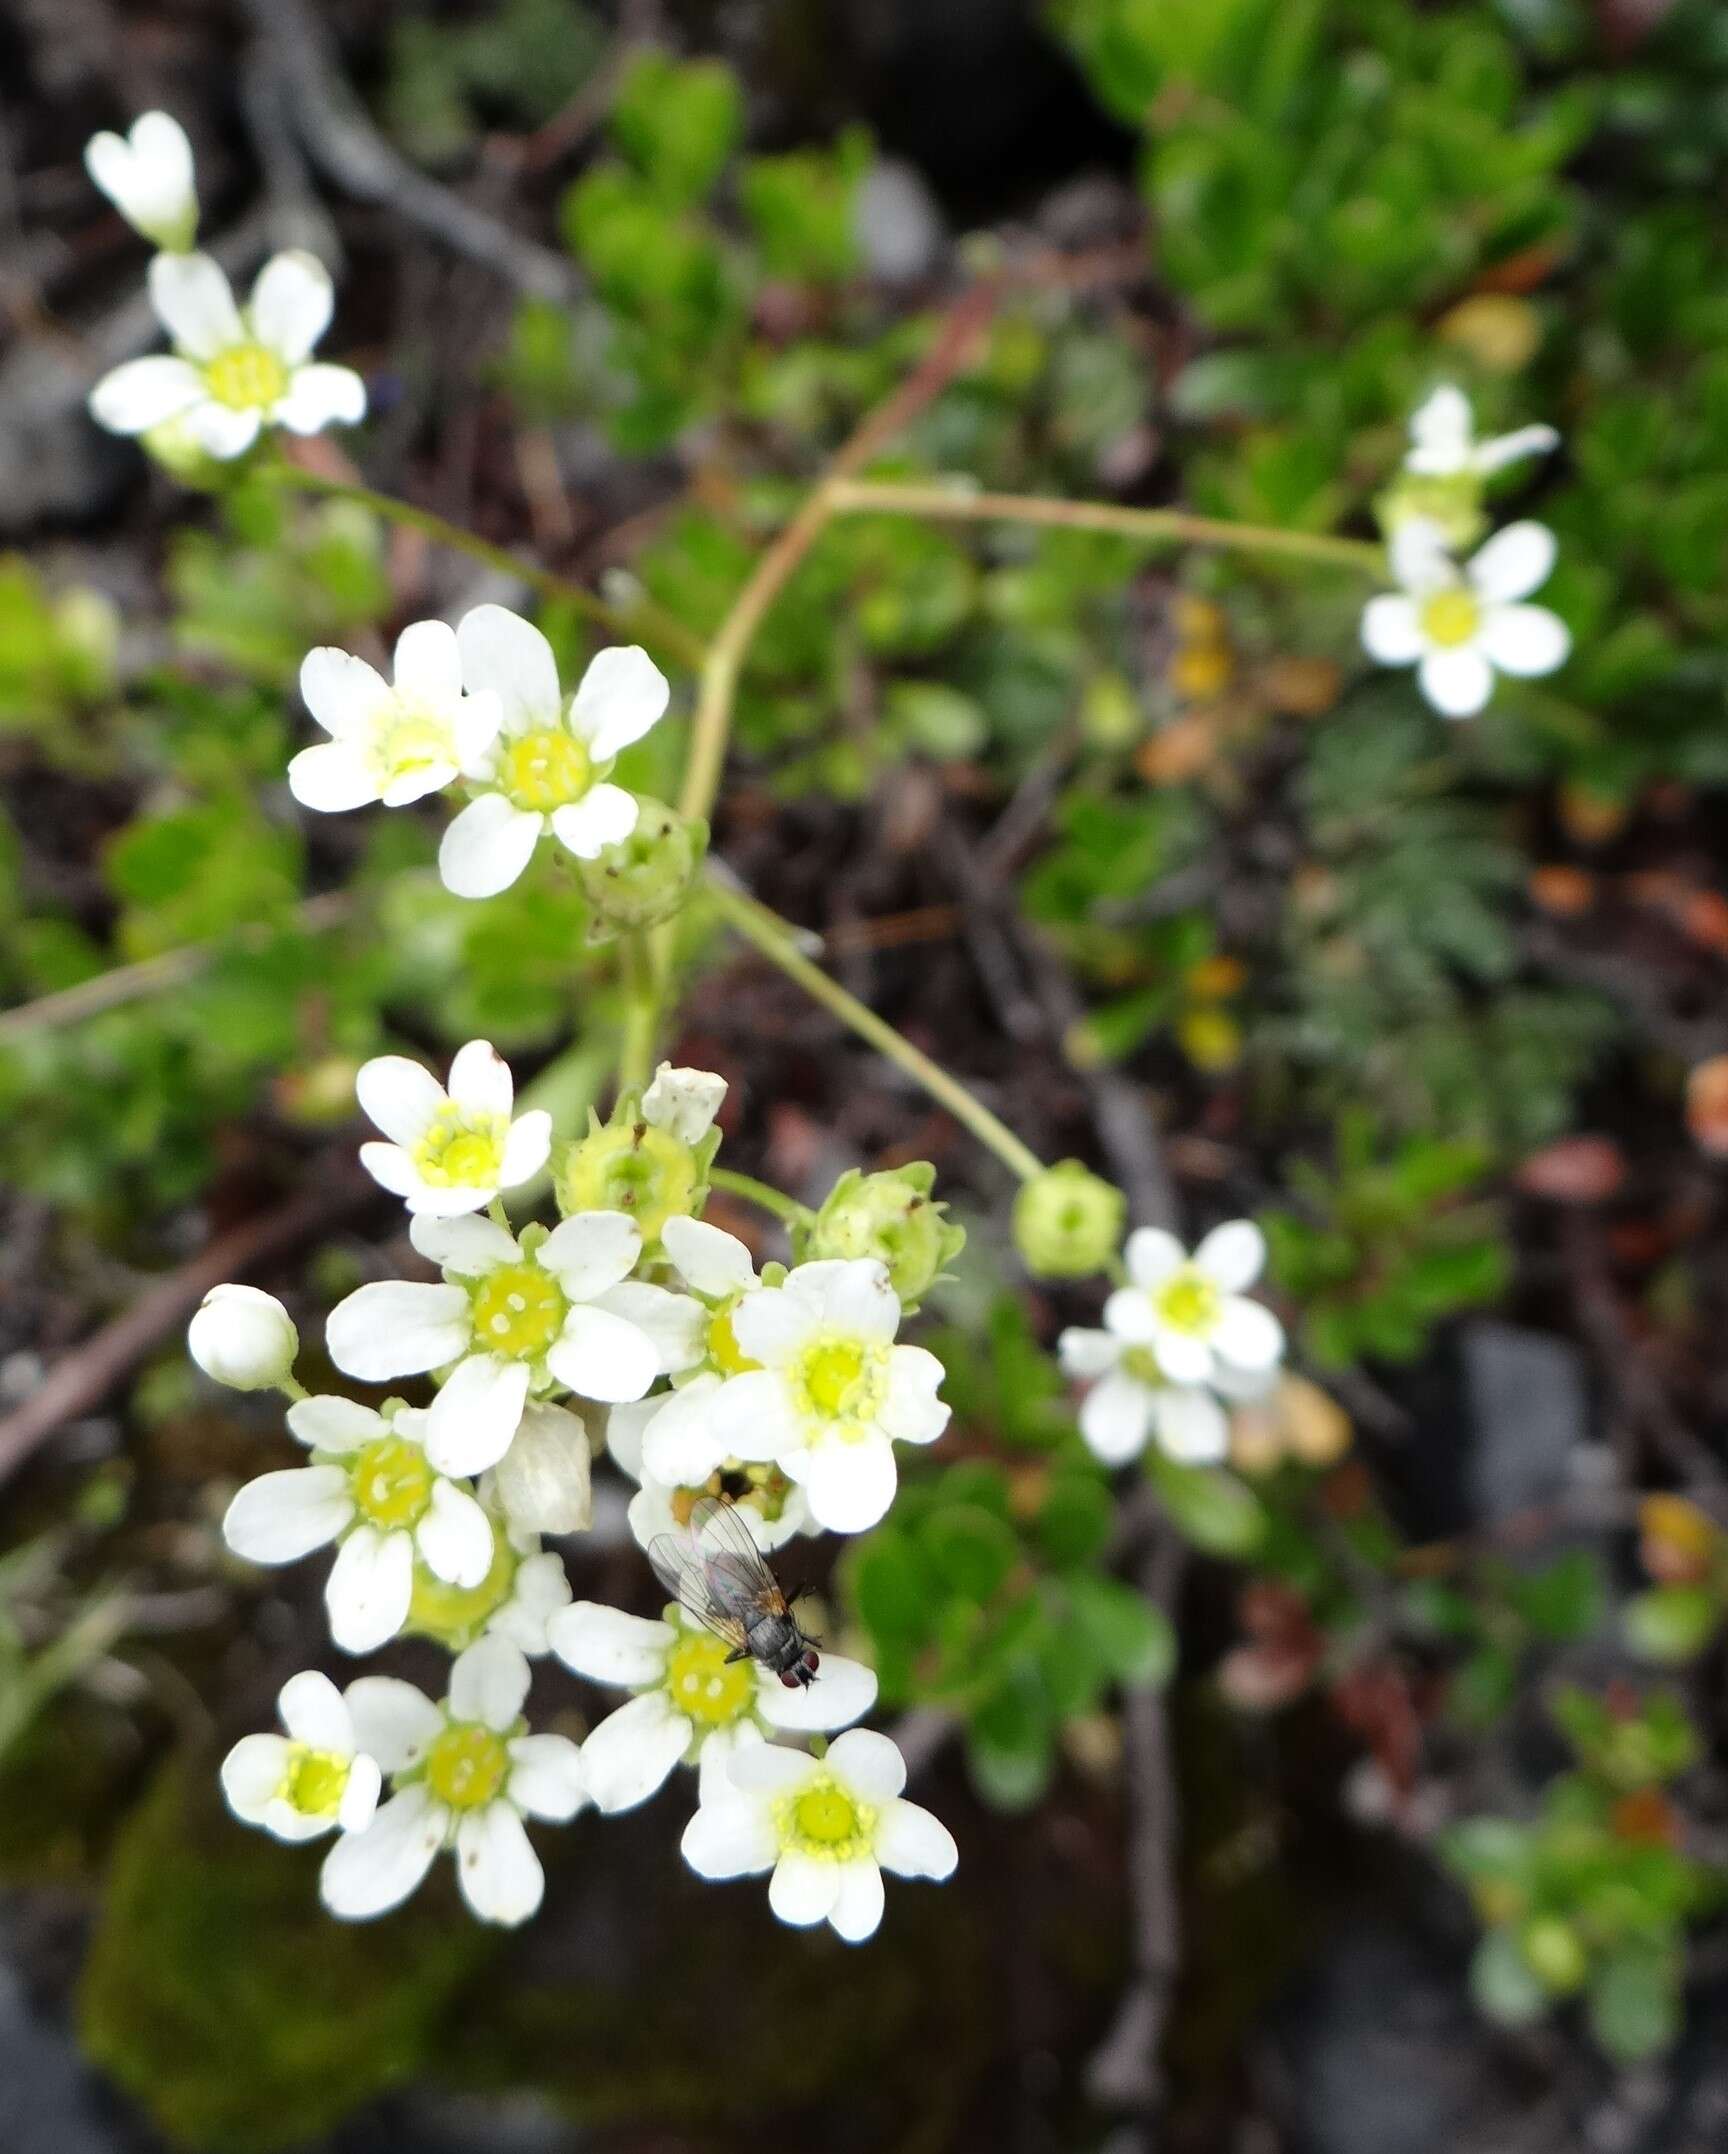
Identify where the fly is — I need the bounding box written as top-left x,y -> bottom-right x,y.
647,1495 -> 821,1688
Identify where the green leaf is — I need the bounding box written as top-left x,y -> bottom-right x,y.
610,53 -> 741,207
1624,1585 -> 1722,1665
917,1503 -> 1020,1605
1145,1452 -> 1266,1556
1032,1471 -> 1114,1568
1587,1943 -> 1682,2062
965,1663 -> 1055,1812
1062,1573 -> 1177,1689
1469,1926 -> 1550,2029
845,1529 -> 930,1645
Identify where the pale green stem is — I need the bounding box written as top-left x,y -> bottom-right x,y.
615,934 -> 659,1098
707,1166 -> 814,1231
706,878 -> 1044,1185
266,463 -> 707,670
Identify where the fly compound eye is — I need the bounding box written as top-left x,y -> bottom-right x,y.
802,1649 -> 821,1677
779,1668 -> 803,1689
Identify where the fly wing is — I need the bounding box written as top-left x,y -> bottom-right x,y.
646,1526 -> 749,1652
687,1495 -> 789,1629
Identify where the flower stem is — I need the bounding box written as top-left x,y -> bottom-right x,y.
615,934 -> 659,1098
706,877 -> 1045,1185
825,479 -> 1388,574
266,463 -> 707,669
707,1166 -> 813,1231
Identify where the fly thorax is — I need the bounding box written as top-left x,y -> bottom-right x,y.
663,1631 -> 755,1728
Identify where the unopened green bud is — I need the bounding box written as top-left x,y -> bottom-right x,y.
1518,1916 -> 1588,1996
405,1531 -> 520,1653
1012,1159 -> 1125,1280
1375,472 -> 1486,554
576,797 -> 707,941
555,1089 -> 721,1247
800,1162 -> 963,1310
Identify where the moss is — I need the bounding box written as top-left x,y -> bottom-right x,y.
79,1756 -> 497,2153
0,1697 -> 134,1885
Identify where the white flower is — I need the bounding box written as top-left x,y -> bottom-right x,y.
606,1392 -> 813,1556
437,607 -> 670,899
188,1283 -> 298,1392
403,1520 -> 572,1656
325,1212 -> 698,1479
1101,1222 -> 1284,1391
353,1037 -> 550,1218
1057,1326 -> 1234,1466
1405,385 -> 1559,480
1362,519 -> 1571,718
319,1638 -> 584,1927
647,1216 -> 766,1461
551,1598 -> 877,1814
222,1395 -> 493,1654
85,111 -> 197,251
682,1727 -> 956,1943
641,1063 -> 727,1144
220,1671 -> 382,1843
287,621 -> 502,818
89,249 -> 365,461
696,1259 -> 948,1534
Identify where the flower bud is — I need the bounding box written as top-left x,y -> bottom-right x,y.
84,112 -> 198,253
188,1284 -> 299,1391
406,1533 -> 519,1653
1374,472 -> 1485,554
799,1163 -> 963,1310
642,1061 -> 726,1145
1012,1160 -> 1125,1280
576,798 -> 706,940
554,1082 -> 722,1248
490,1401 -> 593,1537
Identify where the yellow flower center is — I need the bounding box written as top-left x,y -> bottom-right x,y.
1419,588 -> 1481,648
350,1434 -> 435,1530
665,1631 -> 755,1727
368,701 -> 459,787
203,341 -> 289,412
407,1532 -> 519,1651
423,1721 -> 510,1811
501,728 -> 592,812
281,1745 -> 351,1819
1151,1268 -> 1221,1338
470,1262 -> 568,1360
777,1774 -> 877,1862
792,1335 -> 889,1438
706,1299 -> 759,1376
411,1109 -> 508,1191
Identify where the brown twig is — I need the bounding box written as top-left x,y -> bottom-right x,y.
0,1167 -> 376,1486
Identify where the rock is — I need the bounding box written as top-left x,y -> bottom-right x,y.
1460,1320 -> 1591,1523
0,1959 -> 128,2154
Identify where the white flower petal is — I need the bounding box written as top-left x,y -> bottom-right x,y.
491,1399 -> 592,1537
415,1478 -> 495,1590
536,1211 -> 641,1301
1124,1229 -> 1186,1290
339,1752 -> 383,1834
386,617 -> 462,703
795,1434 -> 898,1534
320,1785 -> 443,1920
828,1726 -> 907,1800
356,1054 -> 447,1148
343,1676 -> 443,1772
488,1551 -> 571,1655
249,249 -> 333,364
221,1733 -> 292,1823
1101,1287 -> 1159,1345
879,1346 -> 949,1446
1145,1323 -> 1213,1385
507,1733 -> 585,1821
86,113 -> 196,246
593,1283 -> 706,1375
1389,518 -> 1454,592
1479,603 -> 1570,678
1151,1386 -> 1229,1463
681,1793 -> 777,1878
299,645 -> 388,739
272,362 -> 365,435
223,1465 -> 351,1563
1058,1327 -> 1122,1381
1212,1297 -> 1284,1371
449,1635 -> 532,1731
456,604 -> 561,727
409,1210 -> 519,1275
829,1858 -> 886,1942
357,1142 -> 423,1202
640,1065 -> 727,1144
325,1525 -> 414,1654
703,1369 -> 802,1463
660,1216 -> 756,1298
1079,1371 -> 1155,1465
549,1601 -> 674,1688
148,250 -> 242,359
756,1652 -> 876,1732
549,784 -> 639,860
455,1802 -> 543,1926
873,1795 -> 958,1879
729,1287 -> 823,1368
499,1111 -> 553,1190
445,1037 -> 512,1119
179,400 -> 261,459
1469,520 -> 1556,604
287,739 -> 381,813
769,1850 -> 842,1927
439,792 -> 543,899
87,355 -> 205,435
1361,595 -> 1425,665
640,1381 -> 732,1486
1194,1220 -> 1265,1293
425,1354 -> 530,1477
566,645 -> 670,759
810,1258 -> 901,1344
729,1744 -> 816,1796
580,1691 -> 691,1813
696,1720 -> 757,1804
326,1281 -> 472,1381
1405,384 -> 1472,474
277,1670 -> 353,1753
1471,422 -> 1559,475
545,1306 -> 658,1405
1417,646 -> 1494,719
